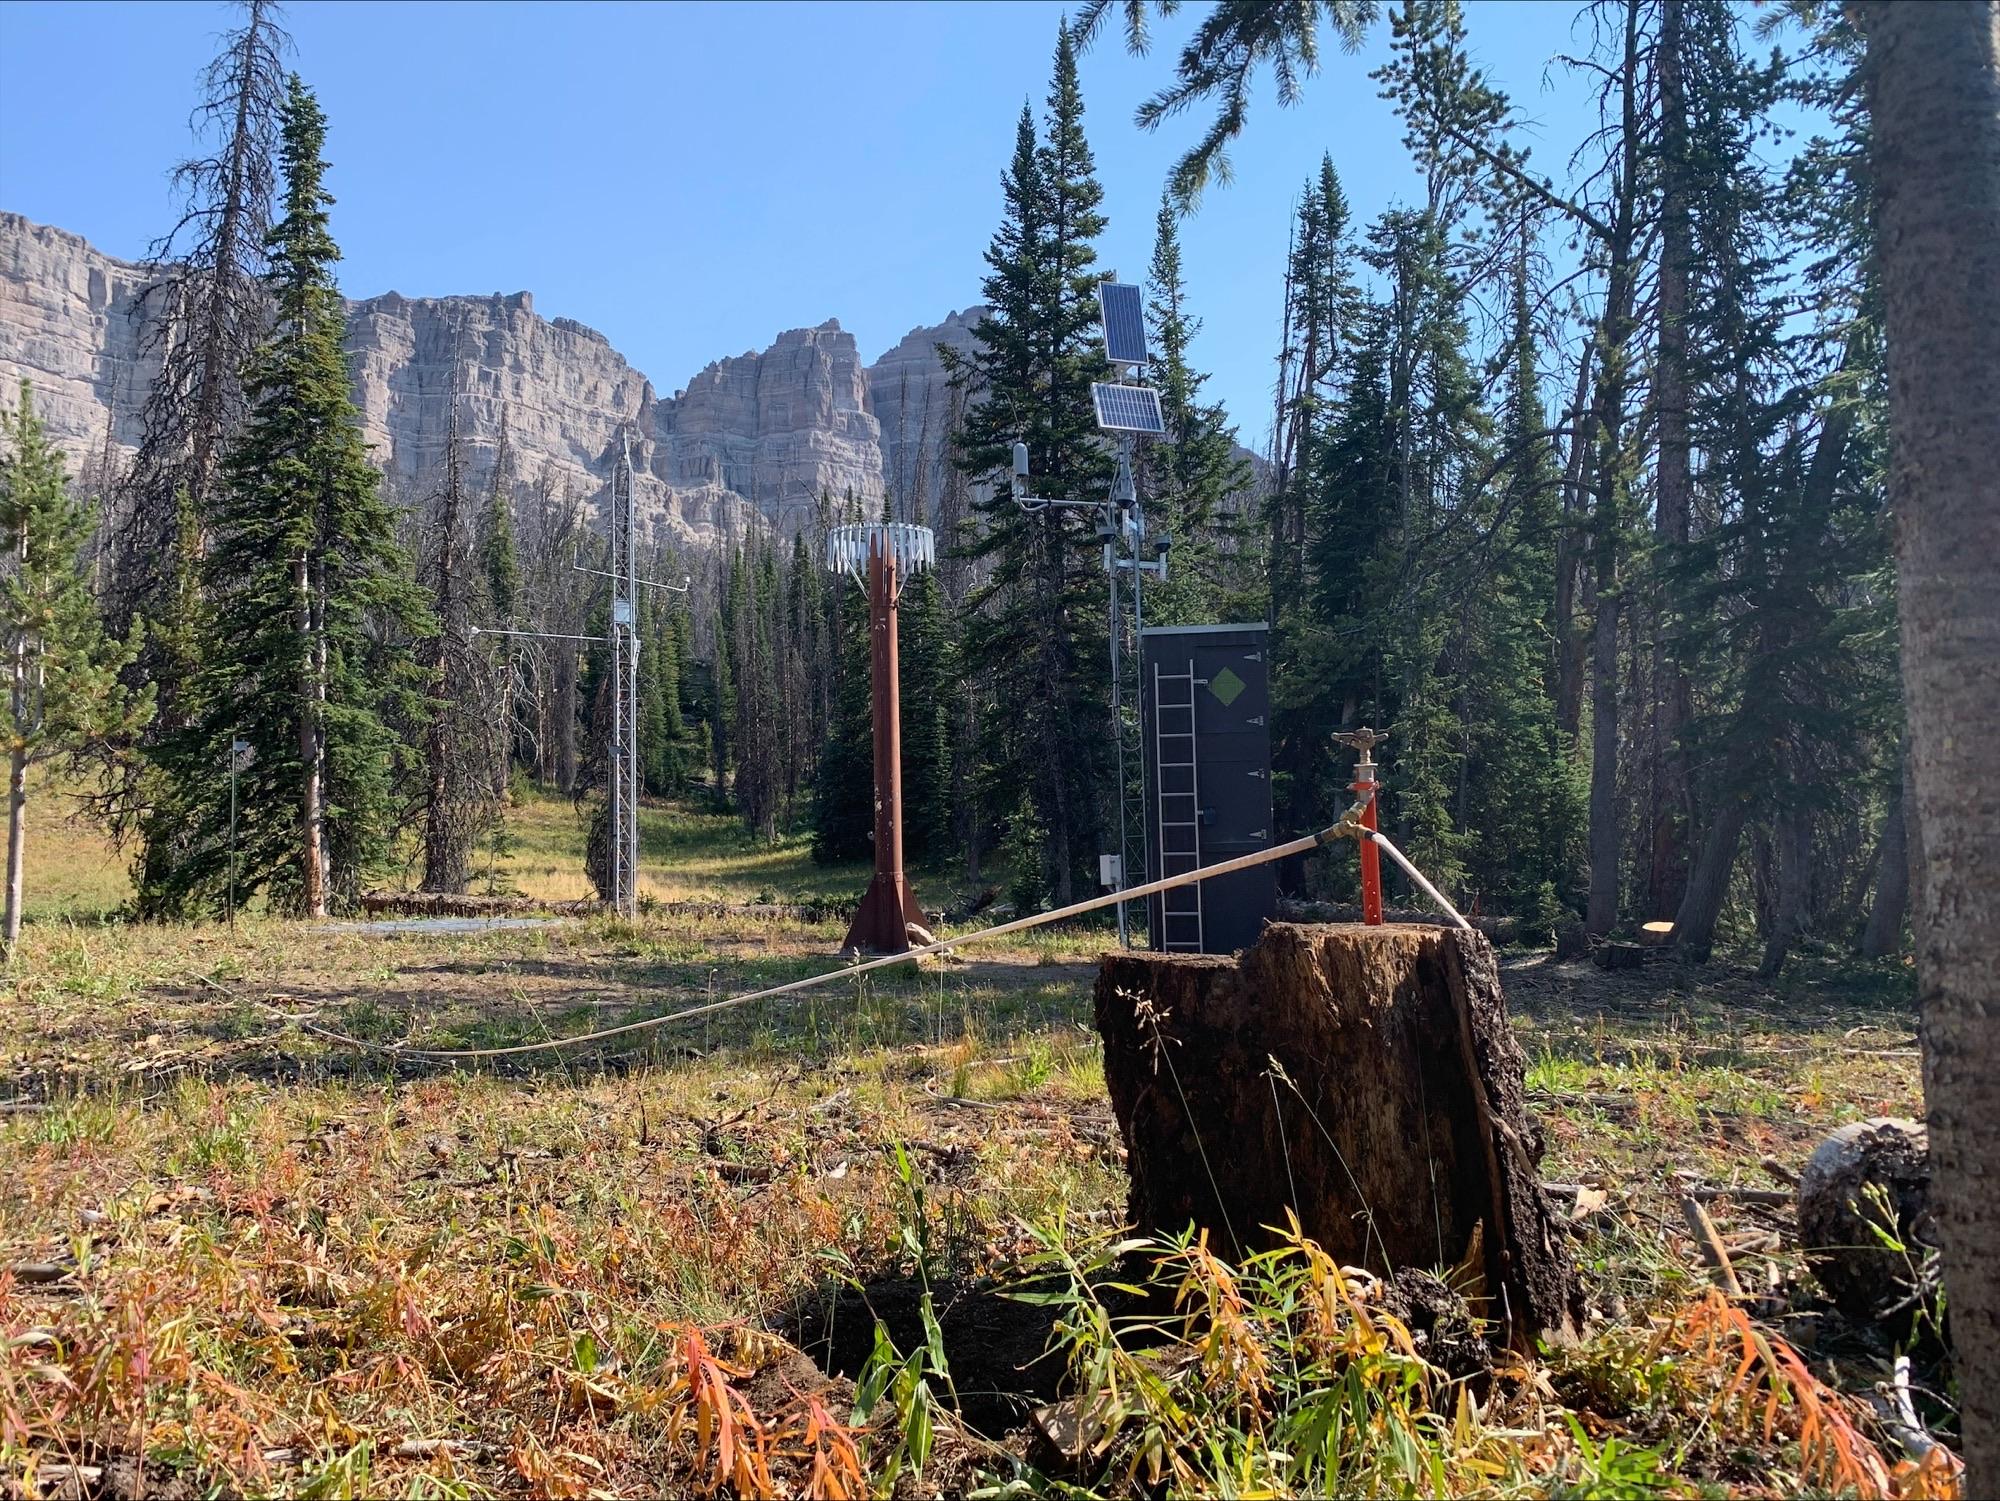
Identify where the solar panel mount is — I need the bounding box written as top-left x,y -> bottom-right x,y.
1091,382 -> 1166,436
1098,280 -> 1150,366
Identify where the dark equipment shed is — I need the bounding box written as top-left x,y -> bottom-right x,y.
1139,623 -> 1276,954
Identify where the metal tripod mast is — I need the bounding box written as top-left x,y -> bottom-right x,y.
1008,310 -> 1170,945
607,439 -> 641,918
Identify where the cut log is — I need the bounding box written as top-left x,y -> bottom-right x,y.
1797,1117 -> 1938,1325
1095,923 -> 1584,1353
1639,920 -> 1676,946
1594,940 -> 1646,971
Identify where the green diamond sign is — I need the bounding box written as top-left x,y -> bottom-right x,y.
1208,666 -> 1246,707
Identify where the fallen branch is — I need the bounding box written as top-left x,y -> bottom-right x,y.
29,1464 -> 103,1490
1680,1195 -> 1745,1297
1871,1353 -> 1960,1476
6,1262 -> 74,1285
1759,1155 -> 1800,1189
389,1438 -> 496,1461
1689,1184 -> 1794,1208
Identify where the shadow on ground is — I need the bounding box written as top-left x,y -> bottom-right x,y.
780,1272 -> 1070,1439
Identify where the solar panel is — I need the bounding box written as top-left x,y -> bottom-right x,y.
1091,382 -> 1166,435
1098,280 -> 1150,365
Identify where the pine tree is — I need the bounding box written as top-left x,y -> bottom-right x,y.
1452,237 -> 1579,929
785,530 -> 827,814
481,413 -> 520,622
1666,2 -> 1895,965
951,25 -> 1116,906
137,76 -> 425,918
1141,194 -> 1250,626
638,591 -> 683,796
479,411 -> 521,796
811,590 -> 873,865
708,599 -> 733,811
1292,306 -> 1395,860
1269,157 -> 1360,629
1,384 -> 153,956
731,542 -> 783,839
896,567 -> 957,863
417,413 -> 496,893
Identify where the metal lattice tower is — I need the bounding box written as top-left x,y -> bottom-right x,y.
1106,438 -> 1154,948
470,434 -> 684,920
606,439 -> 642,919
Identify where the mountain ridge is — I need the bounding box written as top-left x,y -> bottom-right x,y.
0,210 -> 984,549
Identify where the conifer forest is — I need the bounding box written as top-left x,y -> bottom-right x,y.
1,1 -> 1995,1497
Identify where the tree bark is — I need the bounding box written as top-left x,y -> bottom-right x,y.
1647,0 -> 1694,920
295,550 -> 325,919
1553,346 -> 1595,743
1671,784 -> 1750,963
1584,0 -> 1646,938
1862,2 -> 2000,1485
1758,799 -> 1810,978
3,746 -> 24,959
1860,750 -> 1910,959
1095,923 -> 1584,1353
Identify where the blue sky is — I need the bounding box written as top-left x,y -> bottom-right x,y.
0,1 -> 1603,444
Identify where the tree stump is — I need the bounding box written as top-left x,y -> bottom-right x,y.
1095,922 -> 1584,1352
1797,1117 -> 1938,1326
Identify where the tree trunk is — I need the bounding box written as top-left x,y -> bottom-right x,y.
3,746 -> 24,959
1584,0 -> 1646,938
1902,745 -> 1929,959
186,0 -> 269,518
1553,347 -> 1595,742
1647,0 -> 1694,920
1860,755 -> 1909,959
4,546 -> 25,958
1095,923 -> 1584,1353
296,552 -> 325,919
1673,750 -> 1753,962
1758,800 -> 1810,978
1862,2 -> 2000,1485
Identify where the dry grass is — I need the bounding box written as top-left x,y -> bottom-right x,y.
0,801 -> 1951,1498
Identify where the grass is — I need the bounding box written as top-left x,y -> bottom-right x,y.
0,798 -> 1950,1498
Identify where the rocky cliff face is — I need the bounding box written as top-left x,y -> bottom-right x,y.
658,320 -> 884,535
0,214 -> 157,464
867,305 -> 985,524
0,212 -> 941,550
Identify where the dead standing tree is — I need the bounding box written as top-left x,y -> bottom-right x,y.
117,0 -> 290,659
417,411 -> 498,893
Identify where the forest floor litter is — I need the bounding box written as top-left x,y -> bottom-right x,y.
0,880 -> 1948,1497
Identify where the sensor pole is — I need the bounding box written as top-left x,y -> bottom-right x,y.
1333,727 -> 1390,925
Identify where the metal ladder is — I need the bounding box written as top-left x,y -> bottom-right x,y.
1153,658 -> 1204,952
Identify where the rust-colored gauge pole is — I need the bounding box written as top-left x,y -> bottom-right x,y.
1333,727 -> 1390,925
827,522 -> 935,954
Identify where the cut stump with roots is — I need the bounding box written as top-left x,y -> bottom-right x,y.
1095,922 -> 1585,1353
1796,1117 -> 1938,1328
